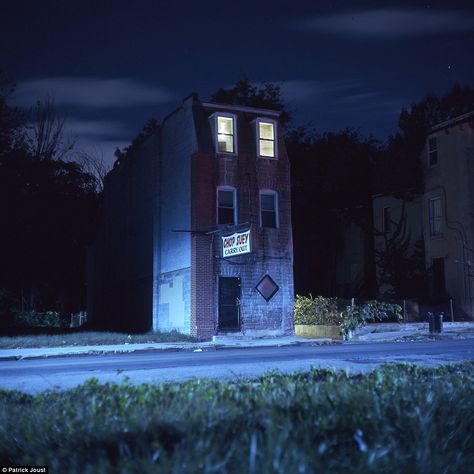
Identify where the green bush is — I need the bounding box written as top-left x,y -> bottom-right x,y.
15,311 -> 67,328
0,363 -> 473,473
294,296 -> 402,339
294,295 -> 343,326
341,300 -> 402,338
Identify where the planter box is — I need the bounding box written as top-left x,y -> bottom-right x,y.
294,324 -> 343,340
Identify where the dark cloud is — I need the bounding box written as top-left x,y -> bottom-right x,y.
65,119 -> 128,138
14,77 -> 177,108
300,8 -> 474,38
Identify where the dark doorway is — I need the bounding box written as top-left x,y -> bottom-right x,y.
218,277 -> 240,331
432,257 -> 446,295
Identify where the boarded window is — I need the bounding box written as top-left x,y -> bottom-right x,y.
218,189 -> 236,225
429,197 -> 442,236
260,192 -> 278,228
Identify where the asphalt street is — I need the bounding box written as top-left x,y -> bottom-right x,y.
1,339 -> 472,393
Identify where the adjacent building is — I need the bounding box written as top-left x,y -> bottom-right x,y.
88,94 -> 294,339
373,111 -> 474,317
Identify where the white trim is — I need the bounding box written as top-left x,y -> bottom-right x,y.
255,118 -> 278,159
427,135 -> 438,167
210,112 -> 238,156
217,186 -> 238,225
259,189 -> 279,228
430,110 -> 474,133
203,101 -> 281,117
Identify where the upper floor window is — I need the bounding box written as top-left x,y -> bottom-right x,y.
257,119 -> 277,158
428,136 -> 438,166
429,197 -> 442,236
383,207 -> 391,233
217,187 -> 237,225
260,190 -> 279,228
216,114 -> 236,154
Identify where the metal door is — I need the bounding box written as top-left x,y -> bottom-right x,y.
218,277 -> 241,330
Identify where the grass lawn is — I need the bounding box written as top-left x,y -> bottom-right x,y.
0,330 -> 196,349
0,363 -> 473,473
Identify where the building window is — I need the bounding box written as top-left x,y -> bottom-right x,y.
260,191 -> 279,228
217,187 -> 237,225
428,136 -> 438,166
216,115 -> 236,154
383,207 -> 391,233
257,119 -> 277,158
429,197 -> 442,236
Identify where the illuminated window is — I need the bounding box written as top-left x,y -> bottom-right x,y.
217,115 -> 235,153
428,136 -> 438,166
217,187 -> 237,225
260,190 -> 278,228
257,119 -> 277,158
429,197 -> 442,236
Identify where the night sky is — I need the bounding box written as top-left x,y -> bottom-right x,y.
2,0 -> 473,167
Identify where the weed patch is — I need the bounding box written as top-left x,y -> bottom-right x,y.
0,363 -> 473,473
0,330 -> 195,349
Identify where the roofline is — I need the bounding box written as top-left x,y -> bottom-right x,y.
201,101 -> 281,117
430,110 -> 474,134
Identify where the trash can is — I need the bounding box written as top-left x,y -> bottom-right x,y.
434,312 -> 444,333
427,312 -> 435,334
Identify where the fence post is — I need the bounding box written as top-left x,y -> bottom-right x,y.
403,299 -> 406,323
450,299 -> 454,322
351,298 -> 355,307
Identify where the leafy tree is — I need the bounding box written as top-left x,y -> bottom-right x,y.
211,75 -> 291,127
287,128 -> 380,297
0,73 -> 100,320
0,72 -> 26,156
374,203 -> 429,298
114,119 -> 159,162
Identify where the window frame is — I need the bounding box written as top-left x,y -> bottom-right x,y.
259,190 -> 279,229
429,196 -> 442,237
217,186 -> 238,226
255,118 -> 278,159
428,136 -> 438,167
210,112 -> 238,156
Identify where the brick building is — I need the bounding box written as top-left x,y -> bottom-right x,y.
88,94 -> 294,339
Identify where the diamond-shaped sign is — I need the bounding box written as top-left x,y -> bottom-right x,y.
256,275 -> 279,302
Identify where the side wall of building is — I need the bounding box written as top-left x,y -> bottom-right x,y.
152,97 -> 197,333
89,134 -> 159,331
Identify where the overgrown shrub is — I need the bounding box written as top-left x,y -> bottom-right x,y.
294,296 -> 402,338
0,363 -> 473,473
341,300 -> 402,337
14,311 -> 67,328
294,295 -> 343,326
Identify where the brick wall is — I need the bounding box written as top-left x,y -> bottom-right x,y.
191,151 -> 217,340
213,149 -> 294,335
191,142 -> 294,337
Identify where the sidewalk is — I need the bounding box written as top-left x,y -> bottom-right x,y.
0,322 -> 473,361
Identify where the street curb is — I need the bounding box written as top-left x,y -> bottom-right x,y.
0,339 -> 343,361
